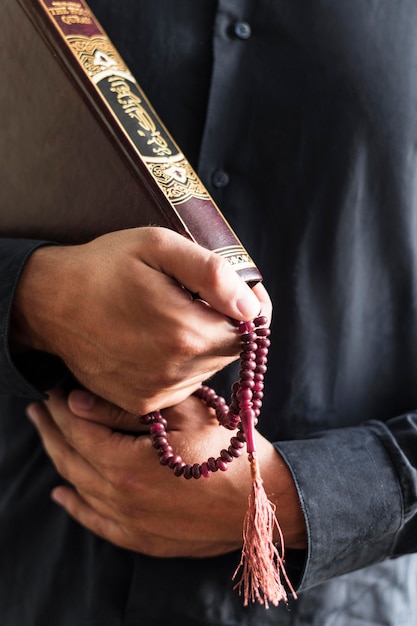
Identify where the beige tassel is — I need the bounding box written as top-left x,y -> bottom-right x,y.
233,436 -> 297,608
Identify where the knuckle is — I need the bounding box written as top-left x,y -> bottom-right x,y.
204,253 -> 231,289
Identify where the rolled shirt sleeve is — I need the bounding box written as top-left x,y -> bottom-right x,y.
275,414 -> 417,591
0,238 -> 68,399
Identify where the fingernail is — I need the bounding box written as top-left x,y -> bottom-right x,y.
26,403 -> 39,422
236,286 -> 260,319
69,389 -> 96,411
51,488 -> 65,506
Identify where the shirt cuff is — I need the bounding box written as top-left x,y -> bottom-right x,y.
274,422 -> 402,591
0,238 -> 68,399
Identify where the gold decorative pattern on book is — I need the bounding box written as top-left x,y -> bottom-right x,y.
67,35 -> 131,78
146,158 -> 212,205
47,1 -> 91,25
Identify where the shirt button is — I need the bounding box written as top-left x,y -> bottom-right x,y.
212,170 -> 230,188
234,22 -> 252,40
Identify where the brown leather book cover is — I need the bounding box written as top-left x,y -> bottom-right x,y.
0,0 -> 262,285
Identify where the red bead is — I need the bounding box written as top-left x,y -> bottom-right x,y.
138,414 -> 154,425
240,360 -> 256,371
228,445 -> 242,458
240,379 -> 255,389
254,315 -> 268,327
207,457 -> 219,472
230,436 -> 245,449
150,423 -> 165,435
200,462 -> 211,478
168,454 -> 183,469
216,458 -> 229,472
152,436 -> 168,448
173,463 -> 186,477
239,321 -> 255,333
220,449 -> 233,463
159,451 -> 174,465
157,445 -> 173,456
256,327 -> 271,337
183,464 -> 193,479
191,464 -> 201,479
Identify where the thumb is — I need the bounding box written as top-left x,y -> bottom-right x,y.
140,228 -> 266,321
67,389 -> 145,433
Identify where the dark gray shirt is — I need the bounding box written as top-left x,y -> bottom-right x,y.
1,1 -> 417,624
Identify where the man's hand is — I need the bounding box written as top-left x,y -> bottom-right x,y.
12,227 -> 271,414
26,388 -> 307,558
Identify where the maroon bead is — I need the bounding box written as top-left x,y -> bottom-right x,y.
138,414 -> 154,425
238,370 -> 255,381
200,462 -> 211,478
168,454 -> 183,469
236,430 -> 246,443
150,423 -> 165,435
253,390 -> 264,400
254,315 -> 268,326
256,327 -> 271,337
240,379 -> 255,389
173,463 -> 186,477
239,321 -> 255,333
241,331 -> 257,343
215,458 -> 229,472
207,457 -> 219,472
224,415 -> 240,430
228,445 -> 243,458
159,451 -> 174,465
230,436 -> 245,449
240,360 -> 256,371
183,464 -> 193,480
152,436 -> 168,448
212,396 -> 226,409
242,341 -> 258,352
192,463 -> 202,479
220,449 -> 233,463
258,337 -> 271,348
157,445 -> 173,456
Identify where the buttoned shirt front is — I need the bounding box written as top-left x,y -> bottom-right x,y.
1,1 -> 417,624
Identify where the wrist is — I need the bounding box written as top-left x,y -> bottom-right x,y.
10,245 -> 68,354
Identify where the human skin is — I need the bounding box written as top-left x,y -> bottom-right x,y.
12,226 -> 270,415
26,388 -> 307,557
15,225 -> 305,558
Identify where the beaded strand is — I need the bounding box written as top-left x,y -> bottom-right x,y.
139,315 -> 270,478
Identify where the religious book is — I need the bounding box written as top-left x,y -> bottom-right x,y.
0,0 -> 262,285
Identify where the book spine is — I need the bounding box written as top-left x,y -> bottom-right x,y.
27,0 -> 262,285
